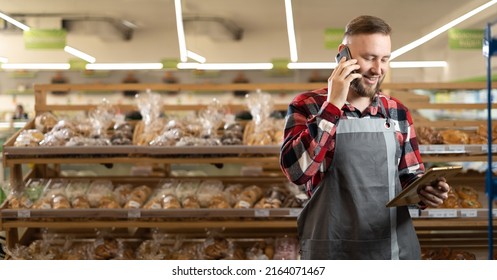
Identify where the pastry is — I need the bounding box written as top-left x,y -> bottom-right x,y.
460,199 -> 482,208
455,186 -> 478,200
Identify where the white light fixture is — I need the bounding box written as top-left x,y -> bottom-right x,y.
0,56 -> 8,63
174,0 -> 188,62
390,61 -> 448,68
64,46 -> 96,63
177,62 -> 273,70
0,12 -> 30,31
287,61 -> 447,70
288,62 -> 336,69
177,62 -> 199,69
391,0 -> 497,59
1,63 -> 70,70
86,63 -> 163,70
284,0 -> 298,62
187,50 -> 206,63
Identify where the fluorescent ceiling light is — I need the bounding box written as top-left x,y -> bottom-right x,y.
64,46 -> 96,63
187,50 -> 206,63
177,62 -> 273,70
174,0 -> 187,62
390,61 -> 448,68
1,63 -> 70,70
285,0 -> 298,62
391,0 -> 497,59
0,12 -> 30,31
86,63 -> 163,70
0,57 -> 8,63
288,61 -> 447,69
177,62 -> 199,69
288,62 -> 336,69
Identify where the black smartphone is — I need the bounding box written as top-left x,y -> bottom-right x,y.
335,46 -> 352,63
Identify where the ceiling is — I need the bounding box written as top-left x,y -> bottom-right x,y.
1,0 -> 497,65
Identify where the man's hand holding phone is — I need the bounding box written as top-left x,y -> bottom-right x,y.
327,46 -> 361,108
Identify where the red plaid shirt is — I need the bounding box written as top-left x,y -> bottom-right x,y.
279,87 -> 424,196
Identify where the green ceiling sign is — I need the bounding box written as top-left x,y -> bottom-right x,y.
270,58 -> 291,76
448,28 -> 483,50
69,58 -> 88,70
161,58 -> 180,69
325,28 -> 344,49
24,29 -> 67,49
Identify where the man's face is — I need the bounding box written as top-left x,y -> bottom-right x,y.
346,33 -> 391,98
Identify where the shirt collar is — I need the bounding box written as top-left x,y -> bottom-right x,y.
343,93 -> 384,116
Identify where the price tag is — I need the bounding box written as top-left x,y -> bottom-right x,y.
127,209 -> 141,218
17,209 -> 31,218
408,208 -> 419,218
482,145 -> 497,153
427,209 -> 457,218
429,145 -> 446,152
460,209 -> 478,218
448,145 -> 465,153
289,208 -> 302,217
419,145 -> 428,153
254,209 -> 270,217
493,209 -> 497,218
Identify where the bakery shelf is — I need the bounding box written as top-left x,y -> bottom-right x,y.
2,81 -> 497,259
0,207 -> 302,220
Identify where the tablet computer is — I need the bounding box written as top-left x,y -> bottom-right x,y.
386,165 -> 463,207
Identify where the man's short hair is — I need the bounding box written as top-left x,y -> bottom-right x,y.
344,15 -> 392,37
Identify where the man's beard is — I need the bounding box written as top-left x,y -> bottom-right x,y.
350,74 -> 384,99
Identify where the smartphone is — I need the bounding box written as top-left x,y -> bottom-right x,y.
335,46 -> 352,63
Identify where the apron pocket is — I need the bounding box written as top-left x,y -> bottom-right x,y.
301,238 -> 391,260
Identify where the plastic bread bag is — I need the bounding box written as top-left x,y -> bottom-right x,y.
111,120 -> 134,145
34,112 -> 59,133
245,89 -> 273,126
113,184 -> 133,207
198,98 -> 226,138
66,179 -> 91,208
196,179 -> 225,208
175,179 -> 200,203
244,90 -> 276,145
93,230 -> 120,260
123,185 -> 153,209
31,178 -> 70,209
223,184 -> 243,207
233,184 -> 263,208
13,129 -> 44,147
8,178 -> 47,209
254,185 -> 289,209
282,182 -> 310,208
88,98 -> 117,138
221,114 -> 243,145
135,90 -> 164,144
143,179 -> 179,209
86,179 -> 115,208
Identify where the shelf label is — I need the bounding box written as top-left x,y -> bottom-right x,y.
408,208 -> 419,218
427,209 -> 457,218
419,145 -> 428,153
289,208 -> 302,217
428,145 -> 446,152
254,209 -> 270,217
127,209 -> 141,218
460,209 -> 478,218
447,145 -> 465,152
17,209 -> 31,218
493,209 -> 497,218
482,145 -> 497,153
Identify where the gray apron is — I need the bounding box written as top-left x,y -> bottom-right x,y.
297,104 -> 421,260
